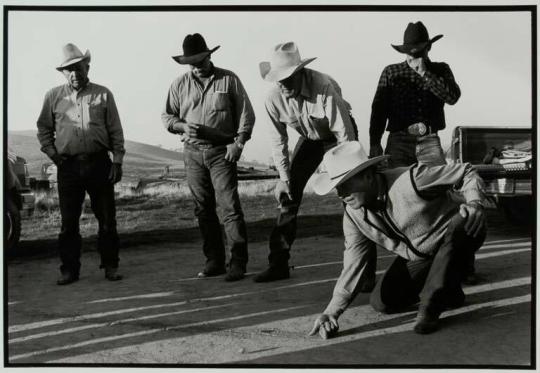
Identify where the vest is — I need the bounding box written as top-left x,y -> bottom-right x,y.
346,166 -> 459,261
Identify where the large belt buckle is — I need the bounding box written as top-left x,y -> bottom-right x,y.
408,122 -> 427,136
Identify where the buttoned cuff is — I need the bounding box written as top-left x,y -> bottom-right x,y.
44,147 -> 58,160
278,169 -> 291,182
167,120 -> 185,134
323,296 -> 348,318
423,70 -> 436,82
113,152 -> 124,164
237,132 -> 250,145
463,189 -> 484,204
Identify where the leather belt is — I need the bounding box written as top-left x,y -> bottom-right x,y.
67,151 -> 109,161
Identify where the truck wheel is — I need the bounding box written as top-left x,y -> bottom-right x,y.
500,196 -> 533,226
5,197 -> 21,254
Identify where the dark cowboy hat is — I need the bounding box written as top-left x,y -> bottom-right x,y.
391,21 -> 443,55
172,33 -> 220,65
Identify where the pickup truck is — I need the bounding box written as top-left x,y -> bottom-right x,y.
6,150 -> 35,253
449,126 -> 533,225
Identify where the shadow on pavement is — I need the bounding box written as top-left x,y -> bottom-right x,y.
241,302 -> 531,366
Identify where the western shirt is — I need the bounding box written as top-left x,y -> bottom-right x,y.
36,82 -> 125,164
162,66 -> 255,146
370,59 -> 461,146
265,68 -> 357,181
323,162 -> 484,317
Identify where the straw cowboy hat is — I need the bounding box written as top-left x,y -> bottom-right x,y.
172,33 -> 220,65
312,142 -> 389,195
56,43 -> 91,71
391,21 -> 443,55
259,42 -> 316,82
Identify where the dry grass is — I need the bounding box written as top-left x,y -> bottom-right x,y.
20,178 -> 326,242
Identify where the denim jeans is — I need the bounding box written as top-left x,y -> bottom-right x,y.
268,137 -> 336,266
369,213 -> 486,314
57,152 -> 119,275
385,132 -> 446,168
185,144 -> 248,267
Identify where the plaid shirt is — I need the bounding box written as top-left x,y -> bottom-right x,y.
369,59 -> 461,146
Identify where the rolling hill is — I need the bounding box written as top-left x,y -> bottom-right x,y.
7,130 -> 272,182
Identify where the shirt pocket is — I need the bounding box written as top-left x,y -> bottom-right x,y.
88,101 -> 106,125
210,91 -> 231,111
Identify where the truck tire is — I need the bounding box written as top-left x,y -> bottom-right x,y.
6,197 -> 21,254
500,196 -> 533,226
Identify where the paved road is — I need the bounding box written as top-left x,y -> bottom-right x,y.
6,209 -> 533,366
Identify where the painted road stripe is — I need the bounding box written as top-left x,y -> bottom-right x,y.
9,245 -> 531,334
10,273 -> 530,351
8,276 -> 355,334
483,237 -> 530,245
48,290 -> 531,364
9,303 -> 235,344
171,240 -> 531,283
229,294 -> 532,363
9,305 -> 307,362
476,248 -> 530,260
87,292 -> 175,304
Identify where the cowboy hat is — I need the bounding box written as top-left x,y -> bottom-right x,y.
312,142 -> 389,195
56,43 -> 91,71
391,21 -> 443,55
259,42 -> 316,82
172,33 -> 220,65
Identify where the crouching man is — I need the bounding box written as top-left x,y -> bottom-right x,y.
308,142 -> 486,336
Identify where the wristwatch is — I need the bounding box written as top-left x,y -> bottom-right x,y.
235,141 -> 244,149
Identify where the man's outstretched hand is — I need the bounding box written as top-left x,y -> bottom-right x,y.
308,314 -> 339,340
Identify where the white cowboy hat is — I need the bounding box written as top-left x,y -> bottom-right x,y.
56,43 -> 91,71
312,141 -> 389,195
259,42 -> 316,82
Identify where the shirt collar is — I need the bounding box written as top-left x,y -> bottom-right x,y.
402,57 -> 432,69
190,62 -> 217,80
66,80 -> 91,95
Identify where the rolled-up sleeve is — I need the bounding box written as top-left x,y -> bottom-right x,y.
324,83 -> 356,144
323,210 -> 377,317
36,90 -> 58,159
266,98 -> 290,181
161,79 -> 183,134
105,90 -> 125,164
231,75 -> 255,141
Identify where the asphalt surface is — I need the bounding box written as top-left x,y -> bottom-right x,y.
5,209 -> 534,366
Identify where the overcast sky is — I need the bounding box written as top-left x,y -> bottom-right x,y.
6,6 -> 533,164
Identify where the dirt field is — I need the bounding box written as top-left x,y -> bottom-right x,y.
6,197 -> 533,367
